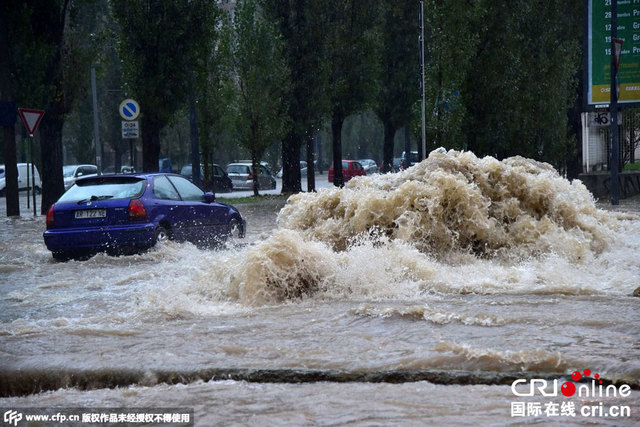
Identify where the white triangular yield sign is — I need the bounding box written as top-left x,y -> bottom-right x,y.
18,108 -> 45,136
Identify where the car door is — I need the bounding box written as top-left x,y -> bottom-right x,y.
17,164 -> 26,189
151,175 -> 190,242
212,165 -> 229,192
167,175 -> 227,242
258,165 -> 273,189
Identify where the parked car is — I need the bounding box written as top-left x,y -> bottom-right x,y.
103,165 -> 135,174
0,163 -> 42,195
226,162 -> 277,190
159,158 -> 172,173
401,151 -> 419,168
181,164 -> 233,193
358,159 -> 379,175
63,164 -> 98,190
392,158 -> 403,172
235,160 -> 275,176
43,173 -> 245,260
276,161 -> 307,178
328,160 -> 366,183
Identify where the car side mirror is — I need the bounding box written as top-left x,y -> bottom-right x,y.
204,192 -> 215,203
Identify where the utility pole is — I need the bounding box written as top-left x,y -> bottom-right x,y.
91,66 -> 102,174
610,0 -> 620,205
419,0 -> 426,160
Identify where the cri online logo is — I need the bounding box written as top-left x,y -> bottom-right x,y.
562,369 -> 600,397
511,368 -> 632,398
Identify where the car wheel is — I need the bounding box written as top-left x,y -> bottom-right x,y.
225,218 -> 243,246
155,226 -> 171,244
52,251 -> 72,262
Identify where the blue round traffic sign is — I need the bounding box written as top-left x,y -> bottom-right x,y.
119,99 -> 140,120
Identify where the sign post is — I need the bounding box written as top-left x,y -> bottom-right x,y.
610,1 -> 620,205
586,0 -> 640,106
18,108 -> 45,216
119,99 -> 140,169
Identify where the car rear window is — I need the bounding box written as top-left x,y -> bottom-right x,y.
227,165 -> 249,174
58,177 -> 146,203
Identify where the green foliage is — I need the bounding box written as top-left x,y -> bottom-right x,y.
376,1 -> 420,170
3,0 -> 99,212
325,0 -> 383,186
230,0 -> 291,182
195,9 -> 235,184
464,0 -> 582,169
110,0 -> 219,171
418,0 -> 485,151
377,2 -> 419,128
260,0 -> 333,192
326,0 -> 382,118
623,162 -> 640,171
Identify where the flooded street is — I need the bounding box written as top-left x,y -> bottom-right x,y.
1,153 -> 640,425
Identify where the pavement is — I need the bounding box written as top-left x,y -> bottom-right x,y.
221,176 -> 334,198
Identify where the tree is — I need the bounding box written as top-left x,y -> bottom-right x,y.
326,0 -> 382,187
464,0 -> 581,169
0,3 -> 20,215
2,0 -> 96,214
418,0 -> 484,153
195,8 -> 233,191
230,0 -> 290,197
261,0 -> 331,193
111,0 -> 218,173
376,2 -> 419,173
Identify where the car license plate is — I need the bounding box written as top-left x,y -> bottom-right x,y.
75,209 -> 106,219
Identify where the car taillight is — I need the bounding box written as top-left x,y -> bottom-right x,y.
128,199 -> 147,221
46,205 -> 55,229
247,172 -> 254,180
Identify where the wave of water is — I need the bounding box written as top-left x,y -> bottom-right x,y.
202,150 -> 640,306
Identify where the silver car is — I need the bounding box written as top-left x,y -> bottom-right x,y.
63,164 -> 98,190
226,162 -> 276,190
358,159 -> 379,175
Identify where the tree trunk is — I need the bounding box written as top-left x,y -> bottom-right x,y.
331,110 -> 344,187
2,123 -> 19,216
251,151 -> 260,197
141,115 -> 161,173
0,5 -> 19,216
305,131 -> 315,192
39,112 -> 65,215
381,113 -> 395,173
281,131 -> 301,193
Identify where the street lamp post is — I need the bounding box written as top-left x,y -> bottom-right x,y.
419,0 -> 426,160
610,0 -> 620,205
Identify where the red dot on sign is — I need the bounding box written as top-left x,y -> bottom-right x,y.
595,374 -> 599,379
583,369 -> 591,376
571,371 -> 582,381
561,382 -> 576,397
599,380 -> 603,384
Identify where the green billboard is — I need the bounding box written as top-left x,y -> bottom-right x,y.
587,0 -> 640,105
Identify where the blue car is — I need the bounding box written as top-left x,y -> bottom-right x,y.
43,173 -> 245,260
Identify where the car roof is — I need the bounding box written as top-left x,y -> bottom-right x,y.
77,172 -> 182,180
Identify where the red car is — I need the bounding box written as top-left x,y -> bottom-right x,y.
328,160 -> 366,183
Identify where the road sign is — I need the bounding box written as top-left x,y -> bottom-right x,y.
585,0 -> 640,106
122,120 -> 139,138
119,99 -> 140,120
17,108 -> 45,137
